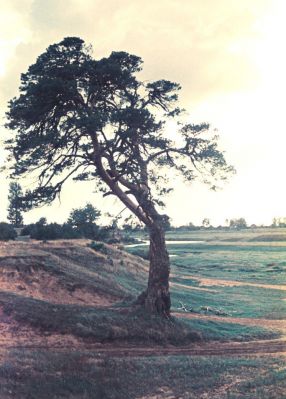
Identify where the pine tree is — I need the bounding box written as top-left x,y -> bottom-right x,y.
7,182 -> 24,227
5,37 -> 234,315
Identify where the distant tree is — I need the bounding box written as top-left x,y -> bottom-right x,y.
202,218 -> 210,228
68,203 -> 100,227
34,222 -> 63,240
37,217 -> 47,226
67,203 -> 101,239
229,218 -> 247,229
0,222 -> 17,240
5,37 -> 234,316
22,218 -> 80,240
7,182 -> 24,227
187,222 -> 200,231
249,224 -> 257,229
67,203 -> 100,235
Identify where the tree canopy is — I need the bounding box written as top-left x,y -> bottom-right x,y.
5,37 -> 233,227
229,218 -> 247,229
67,203 -> 101,228
5,37 -> 234,315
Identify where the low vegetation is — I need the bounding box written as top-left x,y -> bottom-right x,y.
0,229 -> 285,398
0,222 -> 17,241
1,351 -> 286,399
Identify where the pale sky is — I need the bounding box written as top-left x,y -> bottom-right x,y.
0,0 -> 285,226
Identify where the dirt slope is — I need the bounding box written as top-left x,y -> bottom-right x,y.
0,239 -> 148,306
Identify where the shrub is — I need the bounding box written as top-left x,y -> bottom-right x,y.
0,222 -> 17,240
88,241 -> 105,252
130,248 -> 149,260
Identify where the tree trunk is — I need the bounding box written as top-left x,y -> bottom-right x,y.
139,223 -> 171,317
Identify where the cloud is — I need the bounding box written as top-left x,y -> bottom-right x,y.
1,0 -> 273,103
0,0 -> 281,224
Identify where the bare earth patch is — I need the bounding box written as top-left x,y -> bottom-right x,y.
170,282 -> 218,293
0,240 -> 122,306
181,275 -> 286,291
0,268 -> 114,306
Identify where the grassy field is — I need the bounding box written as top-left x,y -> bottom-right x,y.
1,229 -> 286,398
127,228 -> 286,320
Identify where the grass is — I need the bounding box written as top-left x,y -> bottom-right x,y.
179,318 -> 279,341
1,232 -> 286,398
0,291 -> 203,345
126,229 -> 286,319
169,243 -> 286,285
1,239 -> 280,342
1,350 -> 286,399
171,279 -> 286,319
0,289 -> 278,344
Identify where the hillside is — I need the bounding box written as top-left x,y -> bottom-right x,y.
1,238 -> 286,398
0,240 -> 204,350
0,239 -> 147,306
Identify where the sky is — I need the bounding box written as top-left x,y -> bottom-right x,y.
0,0 -> 285,227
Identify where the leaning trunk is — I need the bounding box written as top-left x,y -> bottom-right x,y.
141,223 -> 171,316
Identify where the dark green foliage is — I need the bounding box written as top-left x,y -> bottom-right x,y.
66,203 -> 101,239
0,222 -> 17,240
21,209 -> 109,240
21,220 -> 79,240
21,221 -> 111,241
5,37 -> 234,313
7,182 -> 24,227
5,36 -> 233,218
75,222 -> 100,239
68,203 -> 100,227
88,240 -> 105,252
128,248 -> 150,260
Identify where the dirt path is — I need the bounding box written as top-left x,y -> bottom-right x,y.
180,275 -> 286,291
76,339 -> 286,357
1,339 -> 285,357
170,282 -> 218,293
1,311 -> 285,357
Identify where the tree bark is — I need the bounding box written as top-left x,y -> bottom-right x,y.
139,223 -> 171,317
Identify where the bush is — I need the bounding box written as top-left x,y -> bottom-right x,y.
21,219 -> 112,241
88,241 -> 105,252
0,222 -> 17,241
22,222 -> 80,240
130,248 -> 149,260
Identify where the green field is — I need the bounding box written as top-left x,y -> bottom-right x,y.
127,228 -> 286,320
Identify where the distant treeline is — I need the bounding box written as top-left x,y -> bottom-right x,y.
1,210 -> 286,242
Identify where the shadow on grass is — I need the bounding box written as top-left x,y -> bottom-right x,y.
1,350 -> 286,399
